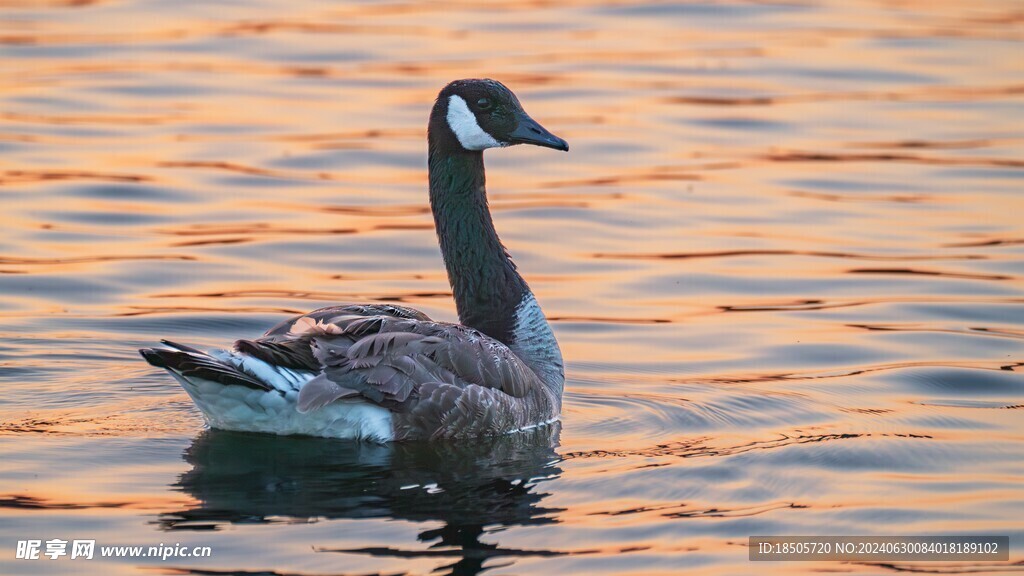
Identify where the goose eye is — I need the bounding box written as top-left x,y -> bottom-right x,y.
476,98 -> 492,111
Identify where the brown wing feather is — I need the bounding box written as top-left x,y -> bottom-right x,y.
348,318 -> 539,398
234,304 -> 431,371
261,304 -> 430,338
235,305 -> 543,418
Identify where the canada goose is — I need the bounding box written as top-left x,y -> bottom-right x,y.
141,79 -> 569,442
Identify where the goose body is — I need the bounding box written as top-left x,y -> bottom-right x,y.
141,79 -> 569,442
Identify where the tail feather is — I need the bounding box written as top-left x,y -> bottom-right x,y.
160,339 -> 206,354
139,346 -> 271,391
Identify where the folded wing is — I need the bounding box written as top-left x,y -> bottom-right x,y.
232,305 -> 543,418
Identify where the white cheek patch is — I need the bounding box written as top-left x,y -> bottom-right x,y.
446,94 -> 503,150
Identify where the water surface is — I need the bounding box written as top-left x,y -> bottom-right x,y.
1,0 -> 1022,574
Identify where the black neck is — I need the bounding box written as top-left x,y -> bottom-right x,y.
427,134 -> 528,345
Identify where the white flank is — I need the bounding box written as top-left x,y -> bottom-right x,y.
213,350 -> 309,392
172,351 -> 394,442
446,94 -> 503,150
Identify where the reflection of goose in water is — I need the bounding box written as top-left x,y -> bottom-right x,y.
140,79 -> 569,442
161,426 -> 566,575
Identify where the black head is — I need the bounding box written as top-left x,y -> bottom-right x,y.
430,79 -> 569,153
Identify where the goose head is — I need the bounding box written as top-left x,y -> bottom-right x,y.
430,79 -> 569,153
